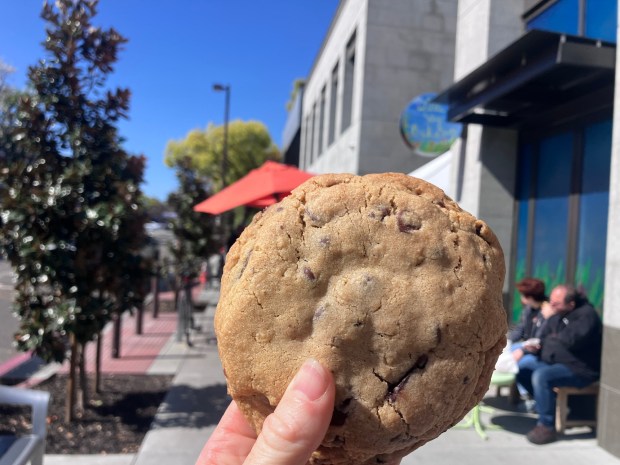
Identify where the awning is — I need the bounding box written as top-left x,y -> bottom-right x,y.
193,161 -> 314,214
408,151 -> 453,198
433,30 -> 616,128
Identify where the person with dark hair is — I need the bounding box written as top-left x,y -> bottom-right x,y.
509,278 -> 552,407
516,284 -> 602,445
509,278 -> 548,344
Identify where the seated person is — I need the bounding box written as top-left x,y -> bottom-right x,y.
510,278 -> 549,402
509,278 -> 548,346
515,284 -> 602,445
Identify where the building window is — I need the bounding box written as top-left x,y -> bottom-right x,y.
304,114 -> 312,168
512,144 -> 534,323
525,0 -> 617,42
311,102 -> 317,163
328,63 -> 339,146
341,31 -> 356,132
530,132 -> 573,288
585,0 -> 617,42
525,0 -> 579,35
318,86 -> 326,155
575,119 -> 612,309
512,116 -> 612,321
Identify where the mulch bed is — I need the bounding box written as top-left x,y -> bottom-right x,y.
0,373 -> 172,454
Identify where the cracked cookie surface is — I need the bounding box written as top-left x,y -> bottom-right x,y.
215,173 -> 507,465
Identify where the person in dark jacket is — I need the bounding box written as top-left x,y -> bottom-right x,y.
516,284 -> 602,445
509,278 -> 548,344
510,278 -> 549,401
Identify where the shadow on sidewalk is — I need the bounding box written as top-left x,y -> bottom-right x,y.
490,414 -> 536,434
483,394 -> 597,441
152,383 -> 230,429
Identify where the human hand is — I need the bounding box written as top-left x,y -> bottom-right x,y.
541,301 -> 555,319
512,348 -> 524,361
195,359 -> 336,465
522,338 -> 541,352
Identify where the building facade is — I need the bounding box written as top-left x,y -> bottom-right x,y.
435,0 -> 618,456
287,0 -> 620,456
298,0 -> 458,176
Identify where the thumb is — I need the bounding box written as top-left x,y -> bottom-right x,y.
245,359 -> 335,465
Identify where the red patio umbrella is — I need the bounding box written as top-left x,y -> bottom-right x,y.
193,160 -> 314,214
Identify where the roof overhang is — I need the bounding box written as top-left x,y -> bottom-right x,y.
433,30 -> 616,128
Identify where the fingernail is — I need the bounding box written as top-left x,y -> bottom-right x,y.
292,359 -> 330,401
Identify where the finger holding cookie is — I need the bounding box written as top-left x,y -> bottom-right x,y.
196,359 -> 336,465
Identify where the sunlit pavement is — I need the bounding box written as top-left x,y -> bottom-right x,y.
40,285 -> 620,465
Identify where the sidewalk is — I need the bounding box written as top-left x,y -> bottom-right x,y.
0,285 -> 205,465
131,288 -> 224,465
34,285 -> 620,465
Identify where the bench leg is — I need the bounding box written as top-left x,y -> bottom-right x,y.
555,390 -> 568,434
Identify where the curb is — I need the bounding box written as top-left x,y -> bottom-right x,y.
1,297 -> 180,388
0,351 -> 32,378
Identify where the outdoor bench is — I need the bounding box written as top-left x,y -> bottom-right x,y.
554,382 -> 599,434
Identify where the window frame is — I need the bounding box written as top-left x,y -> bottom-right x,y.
509,107 -> 613,320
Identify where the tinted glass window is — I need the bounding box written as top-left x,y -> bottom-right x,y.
527,0 -> 579,35
585,0 -> 617,42
531,132 -> 573,288
512,144 -> 533,323
576,119 -> 612,312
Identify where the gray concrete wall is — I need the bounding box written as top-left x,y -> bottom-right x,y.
598,3 -> 620,456
451,0 -> 525,295
301,0 -> 458,176
358,0 -> 457,175
300,0 -> 367,174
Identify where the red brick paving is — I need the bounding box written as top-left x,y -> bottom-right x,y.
54,283 -> 214,376
58,309 -> 178,375
1,286 -> 206,382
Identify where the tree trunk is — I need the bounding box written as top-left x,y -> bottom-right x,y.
65,333 -> 78,423
112,313 -> 121,359
171,268 -> 180,313
136,302 -> 143,335
78,341 -> 88,410
152,270 -> 160,319
174,287 -> 180,313
95,332 -> 102,394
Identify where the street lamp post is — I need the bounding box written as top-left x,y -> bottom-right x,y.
213,83 -> 230,189
213,83 -> 231,241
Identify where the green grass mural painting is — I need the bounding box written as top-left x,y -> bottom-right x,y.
511,259 -> 604,326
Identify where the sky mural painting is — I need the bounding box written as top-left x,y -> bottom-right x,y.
399,93 -> 463,158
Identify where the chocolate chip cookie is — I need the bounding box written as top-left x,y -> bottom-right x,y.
215,173 -> 507,465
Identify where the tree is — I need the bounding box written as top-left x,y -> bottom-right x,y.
142,195 -> 168,222
0,0 -> 149,421
0,59 -> 23,170
285,78 -> 305,111
164,120 -> 280,191
0,59 -> 16,103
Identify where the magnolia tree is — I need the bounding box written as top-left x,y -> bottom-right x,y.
0,0 -> 149,421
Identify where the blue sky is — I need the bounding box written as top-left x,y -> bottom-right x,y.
0,1 -> 340,200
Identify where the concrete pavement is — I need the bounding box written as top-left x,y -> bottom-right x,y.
31,286 -> 620,464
